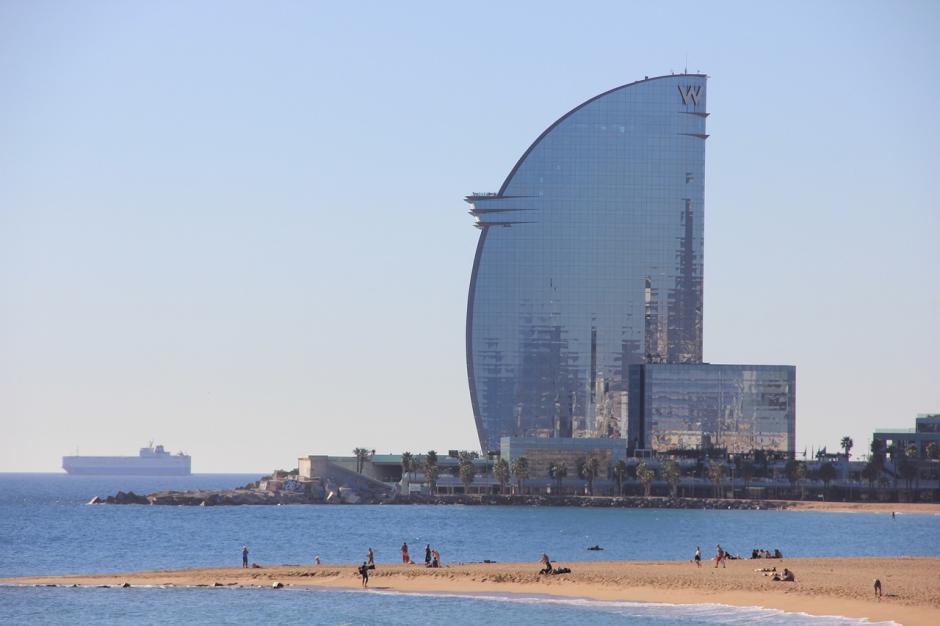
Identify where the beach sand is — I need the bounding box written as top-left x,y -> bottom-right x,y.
6,557 -> 939,625
784,501 -> 940,514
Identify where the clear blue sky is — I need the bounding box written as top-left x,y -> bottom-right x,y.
1,1 -> 937,471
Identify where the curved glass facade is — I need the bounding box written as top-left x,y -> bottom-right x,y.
466,74 -> 708,452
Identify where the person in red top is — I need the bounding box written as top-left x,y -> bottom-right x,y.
401,542 -> 410,563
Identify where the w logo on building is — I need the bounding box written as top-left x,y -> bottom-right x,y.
678,84 -> 703,106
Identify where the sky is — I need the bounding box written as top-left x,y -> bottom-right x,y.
1,1 -> 937,472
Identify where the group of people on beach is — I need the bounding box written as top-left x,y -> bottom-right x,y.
357,542 -> 443,587
750,548 -> 783,559
691,544 -> 739,568
399,542 -> 441,567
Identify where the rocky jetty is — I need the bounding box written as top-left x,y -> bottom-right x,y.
93,486 -> 792,510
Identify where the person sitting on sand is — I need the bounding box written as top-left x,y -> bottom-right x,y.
874,578 -> 882,599
358,562 -> 369,587
431,549 -> 440,568
771,568 -> 794,582
539,553 -> 553,575
694,546 -> 701,567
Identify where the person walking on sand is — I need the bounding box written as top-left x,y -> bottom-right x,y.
694,546 -> 701,567
367,547 -> 374,566
425,544 -> 432,566
715,544 -> 725,568
874,578 -> 882,599
358,561 -> 370,587
242,545 -> 249,568
401,542 -> 410,563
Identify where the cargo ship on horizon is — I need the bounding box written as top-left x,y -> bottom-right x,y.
62,443 -> 191,476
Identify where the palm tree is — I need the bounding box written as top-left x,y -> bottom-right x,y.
796,461 -> 808,499
662,460 -> 680,497
708,461 -> 724,498
401,451 -> 414,482
550,461 -> 568,493
493,458 -> 510,494
840,436 -> 854,460
511,456 -> 529,494
612,460 -> 627,496
580,456 -> 601,495
458,456 -> 475,492
425,450 -> 439,494
353,448 -> 370,474
636,461 -> 655,497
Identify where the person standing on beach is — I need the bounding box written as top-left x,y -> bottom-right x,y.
367,547 -> 374,566
242,545 -> 249,568
401,542 -> 410,563
694,546 -> 701,567
715,544 -> 725,568
874,578 -> 882,599
358,562 -> 370,587
315,555 -> 320,565
425,544 -> 432,566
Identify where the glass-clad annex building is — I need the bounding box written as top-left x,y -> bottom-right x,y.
628,364 -> 796,454
465,74 -> 708,452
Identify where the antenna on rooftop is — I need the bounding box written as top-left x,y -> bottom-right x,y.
684,53 -> 688,74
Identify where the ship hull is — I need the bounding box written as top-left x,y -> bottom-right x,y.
62,456 -> 191,476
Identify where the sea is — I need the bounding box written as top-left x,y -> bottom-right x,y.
2,473 -> 936,625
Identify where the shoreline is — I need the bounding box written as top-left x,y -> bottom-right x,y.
5,557 -> 938,625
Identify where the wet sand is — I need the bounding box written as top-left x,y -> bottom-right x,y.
6,557 -> 939,625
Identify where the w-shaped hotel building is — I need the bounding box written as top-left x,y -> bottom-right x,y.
465,74 -> 795,457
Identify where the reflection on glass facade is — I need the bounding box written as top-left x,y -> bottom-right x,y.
629,364 -> 796,454
466,75 -> 707,452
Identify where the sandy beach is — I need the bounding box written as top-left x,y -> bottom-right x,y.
6,557 -> 939,625
784,501 -> 940,515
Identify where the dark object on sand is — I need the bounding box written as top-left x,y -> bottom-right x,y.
120,582 -> 131,588
771,568 -> 795,582
587,545 -> 603,551
483,559 -> 497,563
271,581 -> 284,589
251,563 -> 262,569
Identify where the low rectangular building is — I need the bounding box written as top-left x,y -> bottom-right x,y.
500,436 -> 628,479
873,414 -> 940,458
628,363 -> 796,454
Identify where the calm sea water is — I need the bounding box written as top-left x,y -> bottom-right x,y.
4,473 -> 933,625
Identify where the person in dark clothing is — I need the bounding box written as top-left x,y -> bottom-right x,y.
425,544 -> 432,566
358,562 -> 369,587
242,546 -> 249,568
